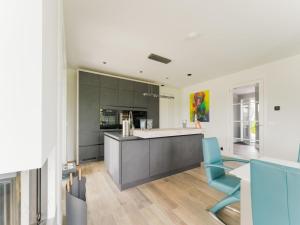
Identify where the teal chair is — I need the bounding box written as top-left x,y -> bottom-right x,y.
251,160 -> 300,225
202,137 -> 249,222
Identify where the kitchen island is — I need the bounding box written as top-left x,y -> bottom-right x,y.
104,129 -> 204,190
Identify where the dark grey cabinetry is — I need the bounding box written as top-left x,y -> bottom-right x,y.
79,81 -> 99,132
147,85 -> 159,128
79,70 -> 160,162
121,140 -> 150,185
100,76 -> 118,107
133,82 -> 149,108
149,135 -> 202,176
149,138 -> 172,176
104,133 -> 203,190
118,79 -> 134,107
79,145 -> 101,162
79,73 -> 102,162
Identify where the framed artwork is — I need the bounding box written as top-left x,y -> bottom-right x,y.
190,90 -> 210,122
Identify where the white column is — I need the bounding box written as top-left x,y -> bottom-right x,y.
21,171 -> 30,225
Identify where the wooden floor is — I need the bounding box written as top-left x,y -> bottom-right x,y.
63,162 -> 240,225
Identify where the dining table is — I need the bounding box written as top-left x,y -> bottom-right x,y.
229,156 -> 300,225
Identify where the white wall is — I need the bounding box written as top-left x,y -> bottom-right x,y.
0,0 -> 61,173
181,54 -> 300,161
0,1 -> 43,174
159,86 -> 182,128
66,68 -> 77,162
1,0 -> 66,223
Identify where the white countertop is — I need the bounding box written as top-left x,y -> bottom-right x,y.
133,128 -> 203,139
230,156 -> 300,182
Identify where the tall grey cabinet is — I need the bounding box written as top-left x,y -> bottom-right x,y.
78,72 -> 103,162
78,70 -> 160,163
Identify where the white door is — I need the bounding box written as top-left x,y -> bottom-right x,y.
231,82 -> 263,157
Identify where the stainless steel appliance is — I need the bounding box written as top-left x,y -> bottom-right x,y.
100,108 -> 147,130
99,108 -> 121,129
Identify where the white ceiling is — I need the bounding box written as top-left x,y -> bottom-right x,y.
64,0 -> 300,87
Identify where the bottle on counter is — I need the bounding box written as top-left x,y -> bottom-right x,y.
122,120 -> 129,137
182,120 -> 187,128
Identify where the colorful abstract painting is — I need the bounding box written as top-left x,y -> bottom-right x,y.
190,90 -> 210,122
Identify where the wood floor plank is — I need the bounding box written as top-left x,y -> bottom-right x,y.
62,161 -> 240,225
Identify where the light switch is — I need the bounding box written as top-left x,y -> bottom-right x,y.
274,106 -> 280,111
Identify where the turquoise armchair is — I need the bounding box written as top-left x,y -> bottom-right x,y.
202,137 -> 249,222
251,160 -> 300,225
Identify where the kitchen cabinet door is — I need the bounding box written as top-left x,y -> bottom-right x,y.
118,79 -> 134,106
180,135 -> 202,167
79,130 -> 100,146
79,83 -> 99,132
100,75 -> 118,88
100,87 -> 118,106
79,145 -> 101,163
99,76 -> 119,107
121,140 -> 150,185
118,89 -> 134,107
133,82 -> 149,108
79,71 -> 100,87
147,85 -> 159,128
149,138 -> 172,176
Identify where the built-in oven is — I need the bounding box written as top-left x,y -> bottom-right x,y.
99,108 -> 121,129
100,108 -> 147,130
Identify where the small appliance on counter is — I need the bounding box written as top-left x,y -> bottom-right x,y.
147,119 -> 153,129
140,119 -> 147,130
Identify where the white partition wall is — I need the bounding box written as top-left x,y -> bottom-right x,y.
181,54 -> 300,161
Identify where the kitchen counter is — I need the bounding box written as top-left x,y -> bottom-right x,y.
104,132 -> 142,141
104,130 -> 204,190
133,128 -> 203,139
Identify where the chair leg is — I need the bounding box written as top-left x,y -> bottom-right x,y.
209,195 -> 240,214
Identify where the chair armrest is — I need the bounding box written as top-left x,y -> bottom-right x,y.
204,163 -> 233,171
222,157 -> 249,164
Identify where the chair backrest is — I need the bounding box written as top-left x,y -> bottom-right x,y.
251,160 -> 300,225
286,167 -> 300,224
202,137 -> 225,183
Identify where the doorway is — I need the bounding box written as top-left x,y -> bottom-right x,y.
232,83 -> 261,157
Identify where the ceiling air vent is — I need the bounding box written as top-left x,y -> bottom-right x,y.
148,53 -> 171,64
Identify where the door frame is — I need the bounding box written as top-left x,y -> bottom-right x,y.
228,79 -> 264,157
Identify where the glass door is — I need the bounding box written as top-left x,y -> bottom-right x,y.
233,83 -> 260,157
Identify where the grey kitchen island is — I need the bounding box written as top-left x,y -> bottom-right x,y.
104,129 -> 204,190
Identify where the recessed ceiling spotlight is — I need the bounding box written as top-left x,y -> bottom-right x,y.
165,77 -> 169,80
187,73 -> 192,77
102,61 -> 107,64
139,70 -> 143,73
161,84 -> 165,87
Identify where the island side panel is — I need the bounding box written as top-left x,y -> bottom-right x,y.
172,134 -> 203,170
104,136 -> 121,185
